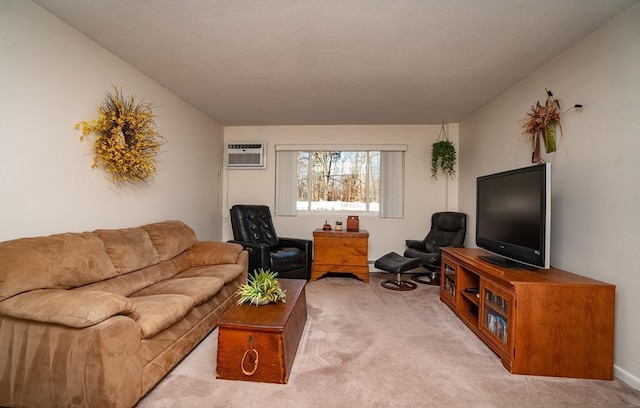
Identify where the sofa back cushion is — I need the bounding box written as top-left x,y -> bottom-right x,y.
0,232 -> 117,301
140,221 -> 197,261
93,228 -> 160,274
76,252 -> 192,297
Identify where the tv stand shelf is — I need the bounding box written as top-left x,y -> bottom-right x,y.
440,247 -> 615,380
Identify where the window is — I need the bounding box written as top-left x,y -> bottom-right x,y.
275,145 -> 406,218
297,151 -> 380,213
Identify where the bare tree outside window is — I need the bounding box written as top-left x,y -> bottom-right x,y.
297,151 -> 380,212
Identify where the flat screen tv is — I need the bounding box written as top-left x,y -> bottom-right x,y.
476,163 -> 551,269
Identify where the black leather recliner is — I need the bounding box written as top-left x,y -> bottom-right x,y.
229,205 -> 312,280
403,211 -> 467,284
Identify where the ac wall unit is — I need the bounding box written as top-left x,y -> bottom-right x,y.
225,142 -> 267,169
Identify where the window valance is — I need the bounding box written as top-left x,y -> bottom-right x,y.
275,144 -> 407,152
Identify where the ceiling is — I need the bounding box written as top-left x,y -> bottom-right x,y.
34,0 -> 636,126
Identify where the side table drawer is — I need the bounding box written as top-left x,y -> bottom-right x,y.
314,236 -> 367,264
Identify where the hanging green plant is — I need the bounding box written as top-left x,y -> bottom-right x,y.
431,123 -> 457,179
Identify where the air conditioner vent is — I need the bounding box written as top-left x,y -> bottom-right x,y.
225,142 -> 266,169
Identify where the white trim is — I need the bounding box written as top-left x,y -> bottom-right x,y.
275,144 -> 407,151
614,364 -> 640,391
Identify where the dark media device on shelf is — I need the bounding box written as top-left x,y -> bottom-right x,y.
476,163 -> 551,269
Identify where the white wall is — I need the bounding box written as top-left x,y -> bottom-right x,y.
223,124 -> 459,263
459,3 -> 640,389
0,0 -> 225,241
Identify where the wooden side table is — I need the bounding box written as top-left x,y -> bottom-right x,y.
311,229 -> 369,283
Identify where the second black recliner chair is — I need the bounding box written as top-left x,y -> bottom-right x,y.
403,211 -> 467,285
376,211 -> 466,290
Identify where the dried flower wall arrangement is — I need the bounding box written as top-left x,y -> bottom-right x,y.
521,89 -> 562,163
76,87 -> 163,186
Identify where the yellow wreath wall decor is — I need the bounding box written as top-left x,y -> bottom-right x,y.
75,87 -> 163,186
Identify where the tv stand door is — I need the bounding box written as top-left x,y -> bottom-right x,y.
478,279 -> 514,369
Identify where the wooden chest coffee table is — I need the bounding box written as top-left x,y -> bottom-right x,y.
216,279 -> 307,384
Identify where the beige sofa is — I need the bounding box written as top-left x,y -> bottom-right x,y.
0,220 -> 248,408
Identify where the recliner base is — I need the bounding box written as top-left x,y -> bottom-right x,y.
381,274 -> 418,291
412,274 -> 440,286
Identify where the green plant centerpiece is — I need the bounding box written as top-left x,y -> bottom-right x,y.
235,269 -> 287,306
431,123 -> 457,179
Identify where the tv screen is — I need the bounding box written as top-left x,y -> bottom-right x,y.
476,163 -> 551,269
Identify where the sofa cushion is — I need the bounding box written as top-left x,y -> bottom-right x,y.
0,289 -> 137,328
76,253 -> 190,297
129,294 -> 193,338
175,264 -> 245,284
93,227 -> 160,274
131,277 -> 225,306
0,232 -> 117,301
140,221 -> 197,261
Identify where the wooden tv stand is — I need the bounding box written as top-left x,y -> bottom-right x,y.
440,247 -> 615,380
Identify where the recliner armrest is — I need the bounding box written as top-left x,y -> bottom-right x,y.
405,240 -> 426,251
278,237 -> 313,278
278,237 -> 311,249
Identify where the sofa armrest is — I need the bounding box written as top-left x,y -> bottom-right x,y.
189,241 -> 244,266
0,289 -> 137,328
0,314 -> 142,408
227,240 -> 270,275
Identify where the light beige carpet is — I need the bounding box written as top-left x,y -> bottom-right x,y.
138,273 -> 640,408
